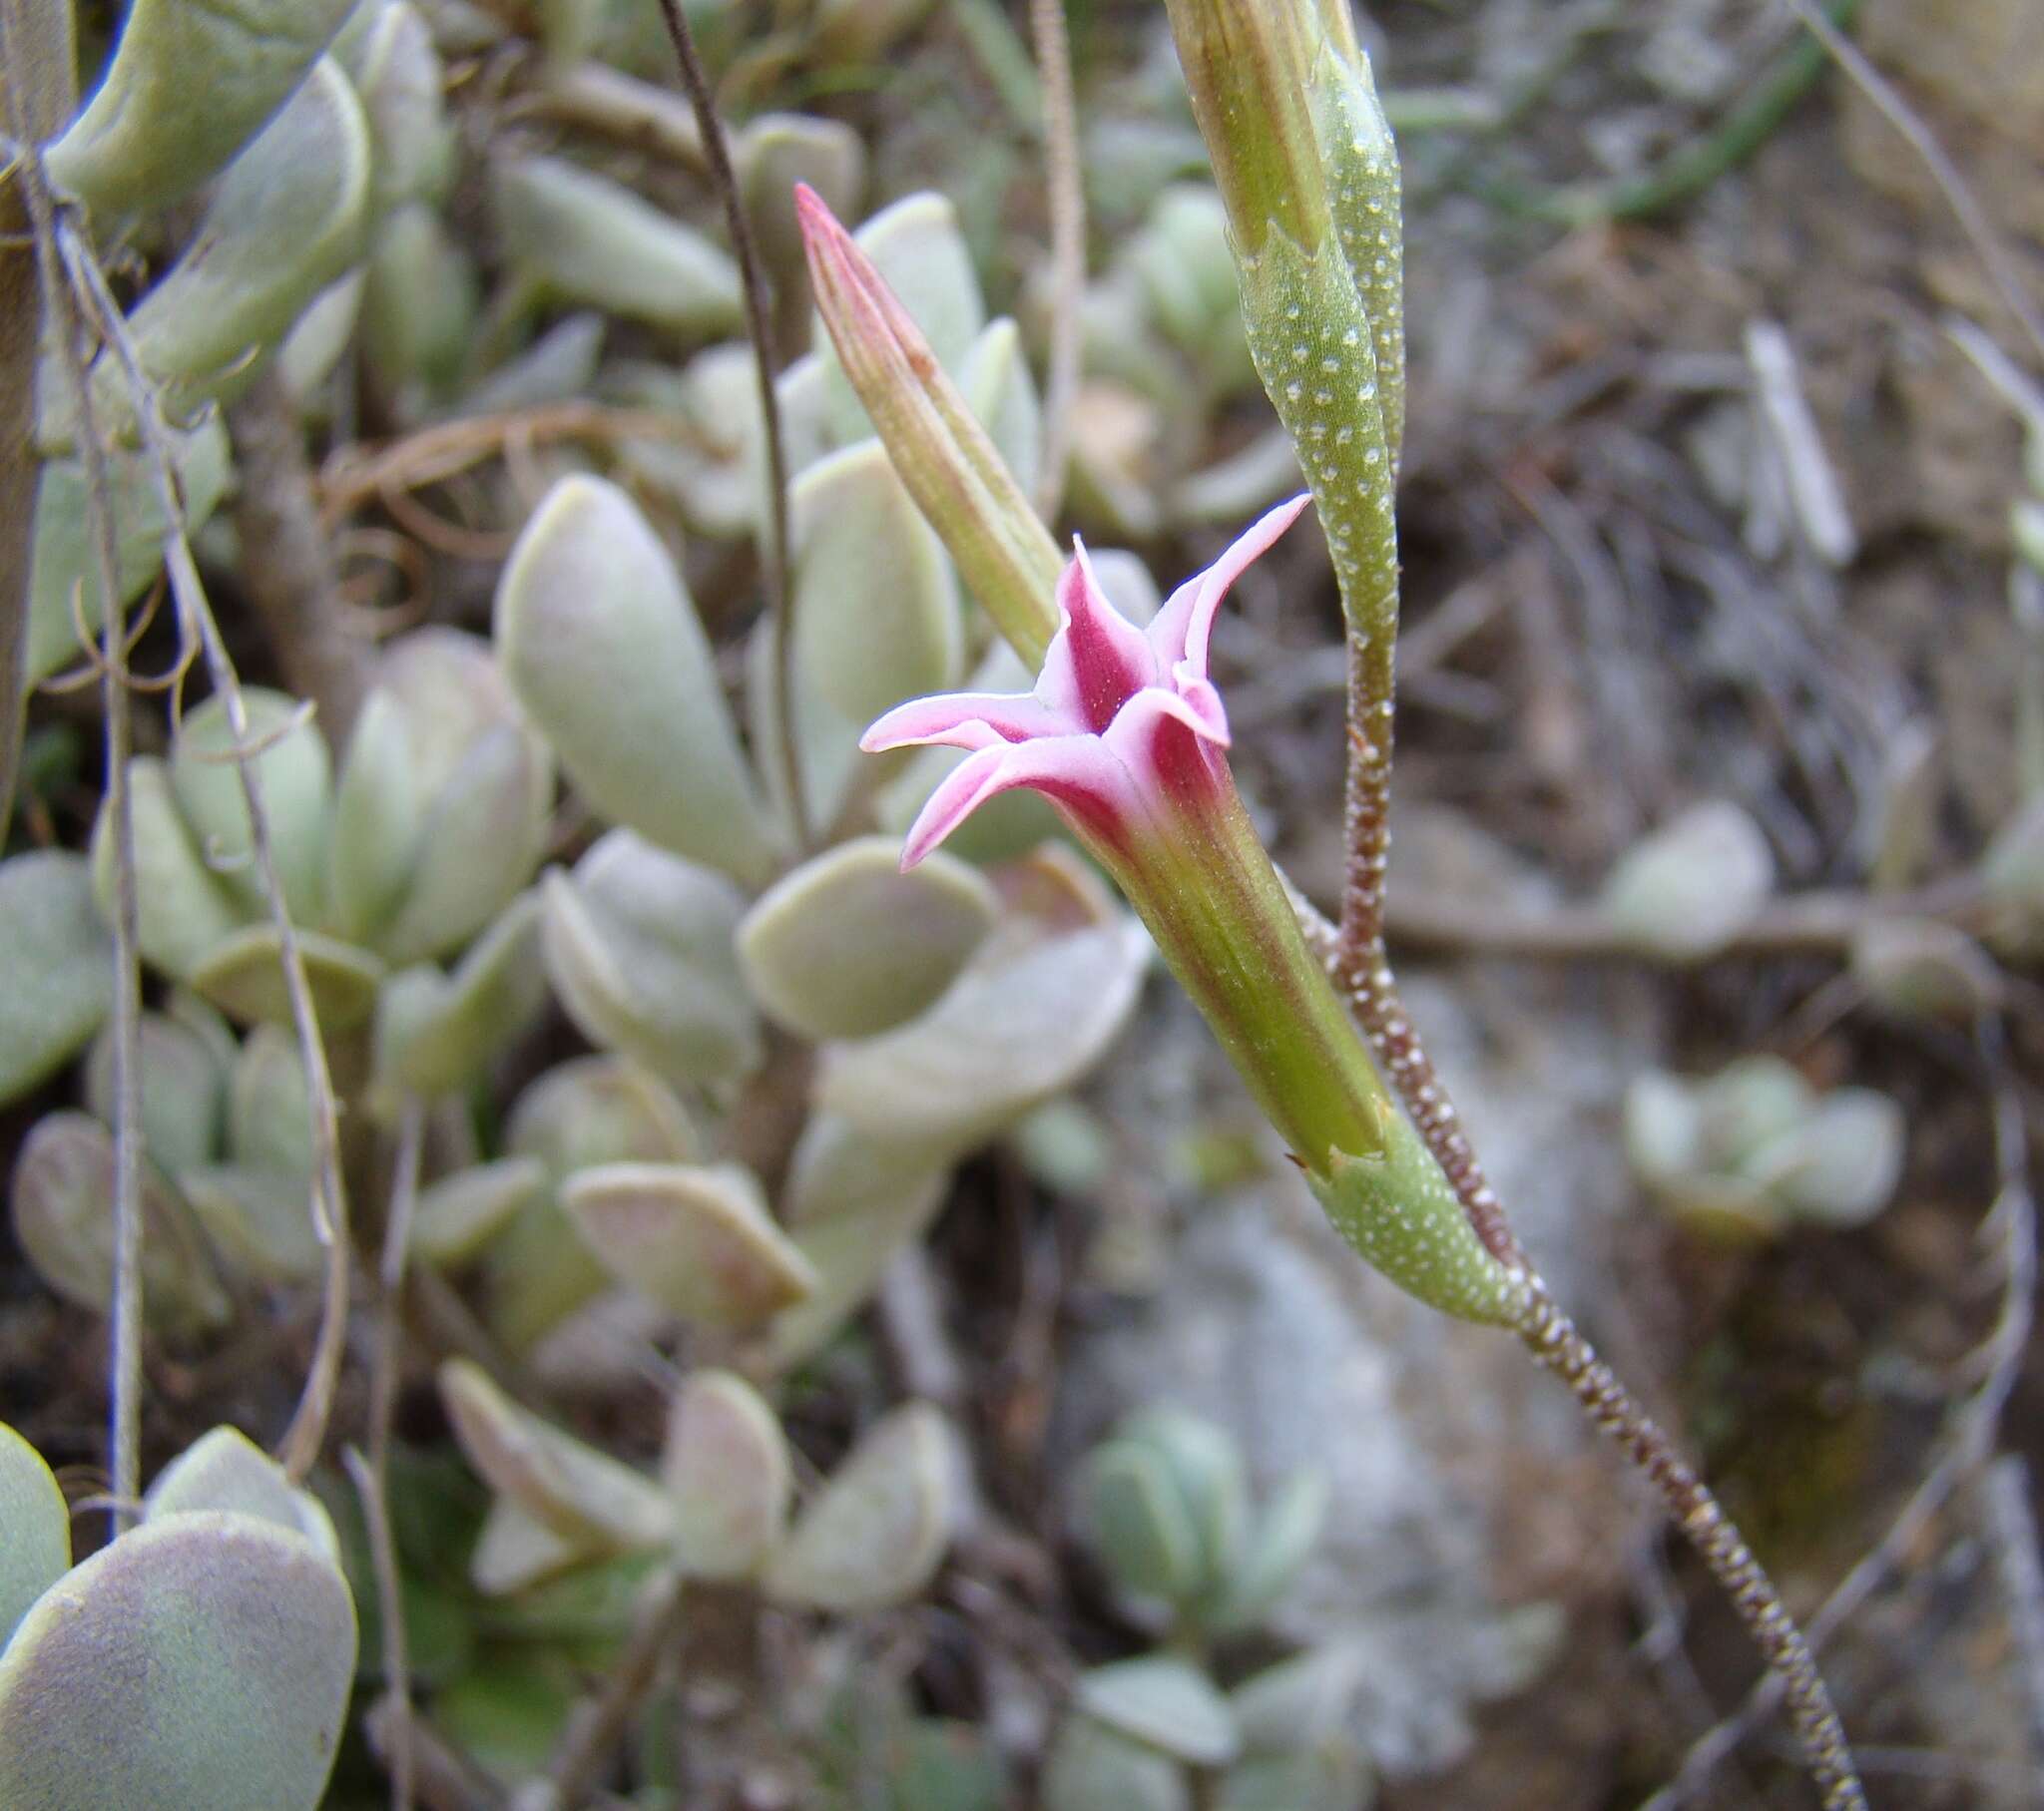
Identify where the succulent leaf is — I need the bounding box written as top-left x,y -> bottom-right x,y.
1041,1716 -> 1191,1811
46,0 -> 358,216
93,756 -> 249,981
0,851 -> 113,1107
1073,1656 -> 1239,1767
1599,801 -> 1776,962
737,835 -> 996,1043
189,924 -> 385,1031
763,1402 -> 953,1612
562,1160 -> 816,1328
496,476 -> 775,881
662,1370 -> 791,1581
0,1513 -> 356,1811
1210,1466 -> 1329,1635
83,1006 -> 228,1179
0,1423 -> 69,1653
143,1426 -> 340,1565
409,1157 -> 549,1269
374,891 -> 548,1099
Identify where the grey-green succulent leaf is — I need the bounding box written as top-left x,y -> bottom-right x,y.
374,891 -> 547,1100
496,475 -> 775,882
541,830 -> 762,1085
409,1157 -> 549,1268
737,835 -> 996,1043
468,1494 -> 607,1596
737,112 -> 867,295
359,204 -> 479,397
0,1512 -> 357,1811
1081,1438 -> 1205,1610
0,1423 -> 69,1654
815,913 -> 1151,1151
960,319 -> 1043,494
1744,1090 -> 1905,1229
178,1163 -> 324,1284
189,923 -> 385,1031
25,417 -> 232,690
438,1358 -> 675,1556
93,59 -> 372,432
326,685 -> 421,946
342,0 -> 453,214
1107,1409 -> 1248,1618
561,1160 -> 816,1329
662,1369 -> 791,1581
170,688 -> 332,926
1598,800 -> 1776,963
493,155 -> 742,336
370,721 -> 552,966
1228,1644 -> 1368,1756
0,851 -> 113,1107
1210,1466 -> 1329,1635
1216,1748 -> 1372,1811
762,1402 -> 953,1612
9,1111 -> 231,1331
93,756 -> 250,982
143,1426 -> 340,1565
45,0 -> 359,217
1041,1715 -> 1191,1811
1073,1656 -> 1239,1767
790,439 -> 963,724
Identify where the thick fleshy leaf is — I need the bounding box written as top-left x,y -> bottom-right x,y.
1075,1657 -> 1239,1767
1112,1409 -> 1247,1613
662,1370 -> 790,1581
737,835 -> 995,1042
170,691 -> 331,927
816,917 -> 1150,1150
437,1359 -> 674,1553
45,0 -> 358,215
562,1161 -> 816,1328
791,440 -> 962,723
541,831 -> 762,1085
374,891 -> 546,1099
762,1403 -> 952,1611
190,924 -> 384,1031
497,476 -> 773,880
25,420 -> 232,689
484,1058 -> 699,1354
0,1513 -> 354,1810
0,851 -> 113,1107
178,1164 -> 322,1284
468,1494 -> 604,1596
0,1423 -> 68,1653
493,155 -> 741,335
1081,1441 -> 1202,1608
766,1159 -> 950,1368
1210,1467 -> 1328,1634
93,756 -> 250,981
409,1158 -> 548,1268
82,1005 -> 228,1176
1600,800 -> 1776,962
326,686 -> 420,947
1751,1090 -> 1906,1228
1041,1716 -> 1191,1811
343,0 -> 451,213
359,203 -> 478,395
227,1023 -> 314,1177
372,723 -> 552,966
738,112 -> 866,292
961,318 -> 1042,491
92,60 -> 371,430
276,271 -> 364,403
1228,1645 -> 1368,1755
9,1112 -> 230,1331
1215,1749 -> 1371,1811
143,1427 -> 340,1565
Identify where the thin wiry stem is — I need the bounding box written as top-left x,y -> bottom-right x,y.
58,219 -> 353,1484
1645,1013 -> 2035,1806
1292,887 -> 1865,1806
360,1101 -> 426,1811
1028,0 -> 1085,522
650,0 -> 805,852
3,42 -> 147,1536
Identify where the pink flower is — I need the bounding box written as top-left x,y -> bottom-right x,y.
863,494 -> 1314,869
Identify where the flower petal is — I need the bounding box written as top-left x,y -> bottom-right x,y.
861,688 -> 1069,754
1149,493 -> 1315,676
897,733 -> 1136,869
1102,685 -> 1231,798
1037,541 -> 1158,733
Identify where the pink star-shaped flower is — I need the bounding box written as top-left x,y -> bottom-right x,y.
863,494 -> 1314,868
